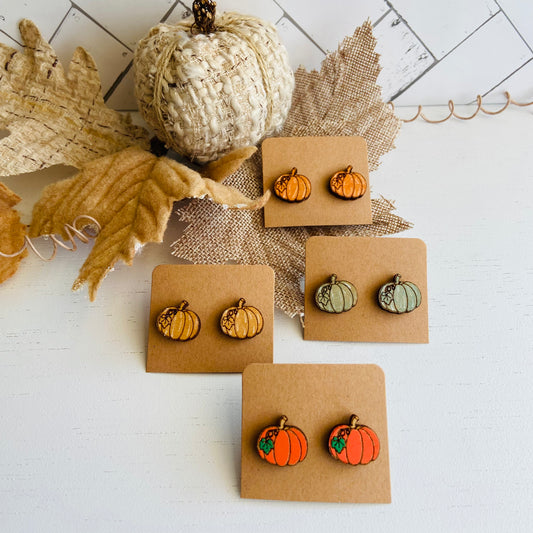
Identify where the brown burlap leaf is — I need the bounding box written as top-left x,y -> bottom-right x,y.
171,21 -> 410,317
0,20 -> 150,177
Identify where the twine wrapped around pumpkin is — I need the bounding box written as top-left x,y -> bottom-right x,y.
134,5 -> 294,163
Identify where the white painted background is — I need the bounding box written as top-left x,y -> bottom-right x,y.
0,0 -> 531,108
1,2 -> 533,532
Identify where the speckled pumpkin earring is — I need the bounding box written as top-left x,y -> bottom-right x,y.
273,167 -> 312,202
156,300 -> 201,341
328,414 -> 380,465
257,415 -> 308,466
219,298 -> 264,339
314,274 -> 358,313
329,165 -> 367,200
377,273 -> 421,314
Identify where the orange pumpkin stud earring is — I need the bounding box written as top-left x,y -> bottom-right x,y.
220,298 -> 264,339
156,300 -> 201,341
329,165 -> 367,200
257,415 -> 308,466
328,414 -> 380,465
273,167 -> 312,202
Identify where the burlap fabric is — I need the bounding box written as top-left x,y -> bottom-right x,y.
171,22 -> 411,317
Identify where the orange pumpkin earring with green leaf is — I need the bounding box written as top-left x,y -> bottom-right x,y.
257,415 -> 308,466
328,414 -> 380,465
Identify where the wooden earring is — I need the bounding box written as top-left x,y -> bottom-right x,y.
257,415 -> 308,466
378,273 -> 421,314
219,298 -> 264,339
156,300 -> 201,341
329,165 -> 367,200
273,167 -> 312,202
328,414 -> 380,465
314,274 -> 358,313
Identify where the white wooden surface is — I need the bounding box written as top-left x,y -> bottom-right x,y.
1,106 -> 532,532
1,1 -> 532,106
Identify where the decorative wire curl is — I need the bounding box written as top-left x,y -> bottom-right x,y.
389,91 -> 533,123
0,215 -> 100,262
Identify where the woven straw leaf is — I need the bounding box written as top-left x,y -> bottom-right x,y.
0,182 -> 27,284
29,146 -> 267,300
171,22 -> 409,317
0,20 -> 150,177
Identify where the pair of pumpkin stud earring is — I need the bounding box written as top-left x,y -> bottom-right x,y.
273,166 -> 367,203
156,298 -> 264,341
315,273 -> 422,314
257,414 -> 379,467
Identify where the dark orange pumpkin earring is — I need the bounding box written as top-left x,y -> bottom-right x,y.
329,165 -> 367,200
219,298 -> 264,339
156,300 -> 201,341
257,415 -> 308,466
273,167 -> 312,202
328,414 -> 380,465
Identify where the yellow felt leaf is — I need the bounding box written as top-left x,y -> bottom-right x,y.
0,20 -> 150,177
29,146 -> 268,300
0,182 -> 27,283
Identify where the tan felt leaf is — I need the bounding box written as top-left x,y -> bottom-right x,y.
29,146 -> 267,300
0,182 -> 27,283
0,20 -> 150,177
202,146 -> 258,182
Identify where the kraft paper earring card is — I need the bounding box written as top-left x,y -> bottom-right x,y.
262,136 -> 372,228
304,237 -> 428,343
241,363 -> 391,503
147,264 -> 274,373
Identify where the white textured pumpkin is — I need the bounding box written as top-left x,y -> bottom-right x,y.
133,9 -> 294,163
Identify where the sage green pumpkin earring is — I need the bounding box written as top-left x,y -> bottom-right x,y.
377,274 -> 421,314
314,274 -> 358,313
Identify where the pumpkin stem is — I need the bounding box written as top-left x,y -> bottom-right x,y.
330,274 -> 337,284
393,274 -> 402,284
237,298 -> 246,308
279,415 -> 288,429
178,300 -> 189,311
346,165 -> 353,173
192,0 -> 217,34
290,167 -> 297,177
349,414 -> 359,428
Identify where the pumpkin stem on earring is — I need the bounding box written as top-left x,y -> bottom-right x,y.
278,415 -> 288,430
346,165 -> 353,173
349,414 -> 359,428
393,274 -> 402,285
178,300 -> 189,311
330,274 -> 337,284
237,298 -> 246,309
290,167 -> 297,177
192,0 -> 217,34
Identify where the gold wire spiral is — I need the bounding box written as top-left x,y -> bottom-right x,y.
389,91 -> 533,123
0,215 -> 100,262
